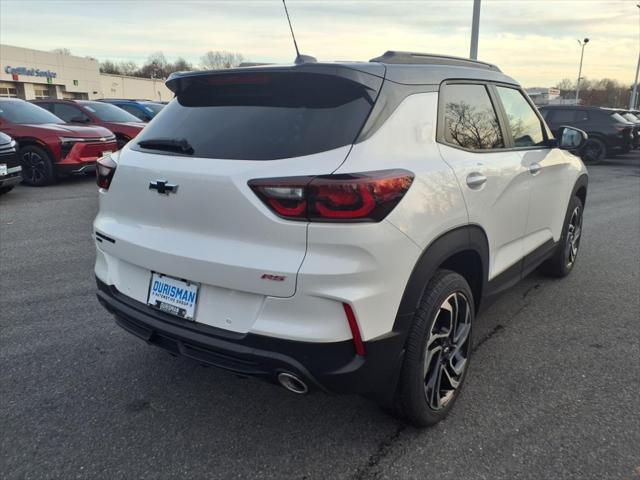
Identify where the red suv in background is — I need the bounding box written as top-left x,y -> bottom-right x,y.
0,99 -> 117,186
32,99 -> 145,150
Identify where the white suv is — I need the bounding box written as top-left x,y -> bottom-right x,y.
94,51 -> 588,426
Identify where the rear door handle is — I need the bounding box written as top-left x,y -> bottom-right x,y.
466,172 -> 487,189
529,163 -> 542,175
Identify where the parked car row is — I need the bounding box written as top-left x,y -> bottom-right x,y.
0,97 -> 164,190
539,105 -> 639,163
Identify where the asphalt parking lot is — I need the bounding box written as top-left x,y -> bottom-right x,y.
1,153 -> 639,480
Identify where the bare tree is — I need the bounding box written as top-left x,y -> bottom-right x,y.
200,51 -> 244,70
118,61 -> 139,76
99,60 -> 121,75
171,57 -> 193,73
51,48 -> 72,55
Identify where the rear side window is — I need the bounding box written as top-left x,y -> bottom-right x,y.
133,72 -> 379,160
440,84 -> 504,150
549,109 -> 576,123
495,87 -> 545,147
120,104 -> 147,121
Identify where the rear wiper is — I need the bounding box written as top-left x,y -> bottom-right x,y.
137,138 -> 194,155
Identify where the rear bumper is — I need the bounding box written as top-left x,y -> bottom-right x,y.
96,278 -> 406,401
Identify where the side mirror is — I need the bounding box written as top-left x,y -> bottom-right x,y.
71,116 -> 90,123
557,126 -> 587,150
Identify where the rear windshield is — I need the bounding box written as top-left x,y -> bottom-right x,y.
77,101 -> 140,123
0,100 -> 64,124
132,72 -> 378,160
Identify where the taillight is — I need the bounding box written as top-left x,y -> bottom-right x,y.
249,169 -> 414,222
96,153 -> 117,189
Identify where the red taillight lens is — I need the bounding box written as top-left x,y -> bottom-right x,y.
96,154 -> 117,189
249,170 -> 413,222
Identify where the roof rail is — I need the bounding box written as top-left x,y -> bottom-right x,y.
370,51 -> 501,72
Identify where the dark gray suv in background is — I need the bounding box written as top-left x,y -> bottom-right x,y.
540,105 -> 634,163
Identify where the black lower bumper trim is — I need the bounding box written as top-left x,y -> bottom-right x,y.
0,173 -> 22,188
96,278 -> 406,400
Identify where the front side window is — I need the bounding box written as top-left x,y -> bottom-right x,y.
495,87 -> 545,147
575,110 -> 590,122
0,100 -> 64,124
441,84 -> 504,150
53,103 -> 90,123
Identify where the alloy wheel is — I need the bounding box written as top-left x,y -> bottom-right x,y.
423,292 -> 472,410
22,151 -> 46,184
565,205 -> 582,267
582,140 -> 604,163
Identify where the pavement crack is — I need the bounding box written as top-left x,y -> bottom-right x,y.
473,324 -> 505,352
352,423 -> 407,480
522,283 -> 540,299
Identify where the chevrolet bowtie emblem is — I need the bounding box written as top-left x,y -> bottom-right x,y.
149,180 -> 178,195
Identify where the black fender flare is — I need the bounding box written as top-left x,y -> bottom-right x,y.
369,224 -> 489,406
571,173 -> 588,206
392,224 -> 489,334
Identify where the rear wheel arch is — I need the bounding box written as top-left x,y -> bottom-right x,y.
394,225 -> 489,332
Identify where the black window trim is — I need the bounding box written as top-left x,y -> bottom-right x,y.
436,79 -> 553,154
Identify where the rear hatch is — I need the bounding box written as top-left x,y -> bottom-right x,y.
96,65 -> 383,298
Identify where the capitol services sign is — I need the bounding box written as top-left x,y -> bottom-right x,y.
4,66 -> 57,78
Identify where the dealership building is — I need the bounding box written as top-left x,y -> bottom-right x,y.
0,44 -> 172,101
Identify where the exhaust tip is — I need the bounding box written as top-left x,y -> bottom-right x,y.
277,372 -> 309,395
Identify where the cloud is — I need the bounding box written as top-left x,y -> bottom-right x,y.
0,0 -> 637,86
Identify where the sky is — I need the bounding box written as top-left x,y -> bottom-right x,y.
0,0 -> 638,87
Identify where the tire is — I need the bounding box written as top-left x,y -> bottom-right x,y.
0,185 -> 15,195
579,138 -> 606,164
392,270 -> 474,427
540,195 -> 584,278
19,145 -> 55,186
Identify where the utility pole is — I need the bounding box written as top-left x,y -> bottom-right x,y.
631,55 -> 640,109
575,38 -> 589,104
629,4 -> 640,109
470,0 -> 481,60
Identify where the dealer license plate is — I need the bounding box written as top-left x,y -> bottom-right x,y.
147,272 -> 199,320
0,164 -> 7,176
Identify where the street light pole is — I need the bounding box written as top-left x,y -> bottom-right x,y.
469,0 -> 481,60
575,38 -> 589,104
629,4 -> 640,109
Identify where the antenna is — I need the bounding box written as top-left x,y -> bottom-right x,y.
281,0 -> 316,64
282,0 -> 300,58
